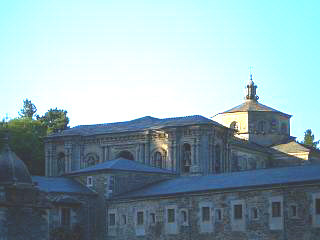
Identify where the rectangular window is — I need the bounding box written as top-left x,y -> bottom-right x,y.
150,213 -> 156,224
290,205 -> 297,218
251,207 -> 258,220
272,202 -> 281,217
234,204 -> 243,219
167,209 -> 175,223
137,211 -> 144,225
61,208 -> 71,227
215,209 -> 222,221
122,215 -> 127,225
316,199 -> 320,215
202,207 -> 210,222
86,176 -> 93,187
181,210 -> 187,223
109,213 -> 116,226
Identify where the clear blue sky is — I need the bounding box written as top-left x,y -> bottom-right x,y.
0,0 -> 319,141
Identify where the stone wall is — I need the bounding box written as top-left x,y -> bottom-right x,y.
106,183 -> 320,240
45,192 -> 98,240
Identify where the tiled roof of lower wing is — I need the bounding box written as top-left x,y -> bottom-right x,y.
114,164 -> 320,200
66,158 -> 176,176
32,176 -> 96,195
47,115 -> 224,137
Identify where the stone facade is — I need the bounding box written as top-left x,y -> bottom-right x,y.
4,76 -> 320,240
107,183 -> 320,240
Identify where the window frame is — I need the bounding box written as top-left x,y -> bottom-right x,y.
272,201 -> 281,218
316,198 -> 320,215
167,208 -> 175,223
149,212 -> 156,225
137,211 -> 144,226
180,209 -> 188,226
122,214 -> 127,225
60,207 -> 71,228
269,196 -> 283,230
109,213 -> 116,226
86,176 -> 93,187
289,204 -> 298,219
201,206 -> 210,222
234,204 -> 243,220
215,208 -> 222,222
250,207 -> 259,220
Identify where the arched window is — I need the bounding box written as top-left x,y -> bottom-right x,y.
281,123 -> 288,134
154,151 -> 163,168
258,121 -> 266,132
117,150 -> 134,160
84,153 -> 99,168
230,121 -> 240,131
57,152 -> 65,175
182,143 -> 191,173
215,145 -> 221,173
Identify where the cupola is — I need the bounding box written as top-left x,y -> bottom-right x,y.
0,136 -> 32,185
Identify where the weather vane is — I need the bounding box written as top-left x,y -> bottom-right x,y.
249,66 -> 253,80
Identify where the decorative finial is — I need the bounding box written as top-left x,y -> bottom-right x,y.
245,69 -> 259,101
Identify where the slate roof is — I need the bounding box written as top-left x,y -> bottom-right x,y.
0,143 -> 32,185
32,176 -> 96,195
221,100 -> 291,117
114,164 -> 320,200
272,141 -> 320,155
230,137 -> 272,154
48,115 -> 224,137
272,141 -> 310,153
66,158 -> 176,176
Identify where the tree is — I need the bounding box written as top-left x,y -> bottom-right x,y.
302,129 -> 319,148
38,108 -> 69,134
0,117 -> 46,175
19,99 -> 37,118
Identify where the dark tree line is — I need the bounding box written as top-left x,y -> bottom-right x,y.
0,99 -> 69,175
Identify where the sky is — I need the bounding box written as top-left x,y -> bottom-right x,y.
0,0 -> 319,141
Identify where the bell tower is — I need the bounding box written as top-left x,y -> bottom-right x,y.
213,73 -> 292,146
245,74 -> 259,101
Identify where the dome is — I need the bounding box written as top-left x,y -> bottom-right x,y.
0,143 -> 32,185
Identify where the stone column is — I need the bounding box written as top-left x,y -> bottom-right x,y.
212,131 -> 216,173
173,142 -> 177,171
191,137 -> 201,175
64,144 -> 72,173
51,145 -> 57,176
196,138 -> 200,166
137,144 -> 143,163
145,133 -> 151,165
168,140 -> 174,171
45,143 -> 51,176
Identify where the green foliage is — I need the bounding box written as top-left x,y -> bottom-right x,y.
0,118 -> 46,175
38,108 -> 69,134
0,99 -> 70,175
302,129 -> 319,148
19,99 -> 37,119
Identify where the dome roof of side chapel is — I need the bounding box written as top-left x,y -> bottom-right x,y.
0,142 -> 32,185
